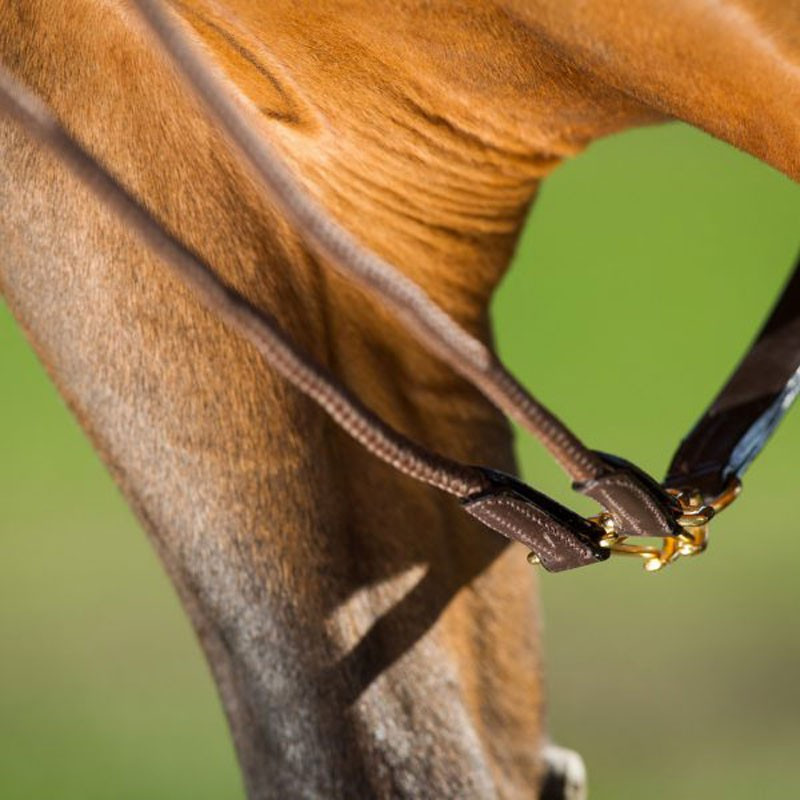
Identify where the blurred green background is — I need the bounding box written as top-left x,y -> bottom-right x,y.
2,122 -> 799,799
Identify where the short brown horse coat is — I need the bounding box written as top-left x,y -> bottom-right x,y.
1,1 -> 798,797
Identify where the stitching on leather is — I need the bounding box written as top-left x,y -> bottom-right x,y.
470,499 -> 549,548
588,474 -> 671,533
467,496 -> 589,559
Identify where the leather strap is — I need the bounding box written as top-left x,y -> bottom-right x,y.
574,452 -> 682,539
462,469 -> 608,572
666,253 -> 800,499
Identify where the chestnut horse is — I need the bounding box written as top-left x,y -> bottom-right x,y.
1,1 -> 797,797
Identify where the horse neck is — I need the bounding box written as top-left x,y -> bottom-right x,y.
0,2 -> 660,797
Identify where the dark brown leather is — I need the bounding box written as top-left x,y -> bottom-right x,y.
573,452 -> 683,539
462,469 -> 609,572
666,253 -> 800,500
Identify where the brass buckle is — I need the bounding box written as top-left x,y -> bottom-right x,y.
588,478 -> 742,572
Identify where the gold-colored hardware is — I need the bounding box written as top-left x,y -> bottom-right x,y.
589,478 -> 741,573
525,477 -> 742,572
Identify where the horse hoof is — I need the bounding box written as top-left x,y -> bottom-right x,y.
540,743 -> 588,800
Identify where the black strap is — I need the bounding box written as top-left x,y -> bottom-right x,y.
666,252 -> 800,499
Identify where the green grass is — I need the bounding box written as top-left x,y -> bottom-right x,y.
2,121 -> 799,798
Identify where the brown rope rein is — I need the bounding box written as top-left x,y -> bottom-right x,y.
0,4 -> 602,497
6,0 -> 789,571
125,3 -> 703,558
0,66 -> 485,500
0,1 -> 686,569
129,0 -> 604,485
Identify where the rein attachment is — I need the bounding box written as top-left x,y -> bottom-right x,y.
581,478 -> 742,572
1,0 -> 798,576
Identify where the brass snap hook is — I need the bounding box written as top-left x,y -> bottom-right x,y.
585,478 -> 741,572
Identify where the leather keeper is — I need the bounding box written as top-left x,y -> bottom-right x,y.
573,452 -> 682,539
461,468 -> 608,572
